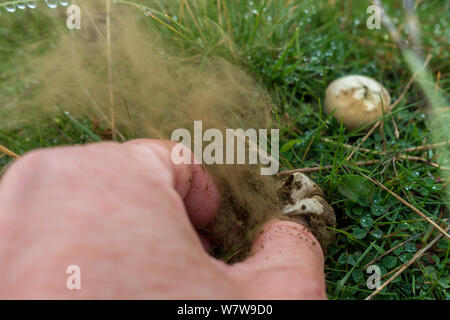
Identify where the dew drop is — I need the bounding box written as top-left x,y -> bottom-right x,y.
45,0 -> 58,9
400,222 -> 410,230
360,216 -> 373,229
5,4 -> 17,12
431,185 -> 442,191
371,229 -> 383,239
26,0 -> 37,9
59,0 -> 70,6
144,8 -> 152,16
17,2 -> 27,9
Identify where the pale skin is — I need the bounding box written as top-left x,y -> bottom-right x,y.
0,139 -> 326,299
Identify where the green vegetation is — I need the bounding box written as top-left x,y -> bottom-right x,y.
0,0 -> 448,299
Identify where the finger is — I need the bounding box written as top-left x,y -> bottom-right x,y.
0,142 -> 224,298
124,139 -> 221,229
228,220 -> 327,299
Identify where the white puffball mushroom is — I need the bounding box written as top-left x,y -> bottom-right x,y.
324,75 -> 391,130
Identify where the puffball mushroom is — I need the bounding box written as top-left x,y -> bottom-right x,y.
324,75 -> 391,130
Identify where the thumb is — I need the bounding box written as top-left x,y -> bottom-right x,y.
228,220 -> 327,299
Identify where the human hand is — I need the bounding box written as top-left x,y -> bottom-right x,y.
0,139 -> 326,299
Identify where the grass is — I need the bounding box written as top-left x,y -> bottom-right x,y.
0,0 -> 449,299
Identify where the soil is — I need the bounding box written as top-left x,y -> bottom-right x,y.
209,166 -> 280,261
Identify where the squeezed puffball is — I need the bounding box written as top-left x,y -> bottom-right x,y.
324,75 -> 391,130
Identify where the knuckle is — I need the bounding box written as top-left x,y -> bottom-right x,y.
2,148 -> 67,190
10,149 -> 54,177
0,150 -> 56,198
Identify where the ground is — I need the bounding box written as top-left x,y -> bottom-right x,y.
0,0 -> 449,300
